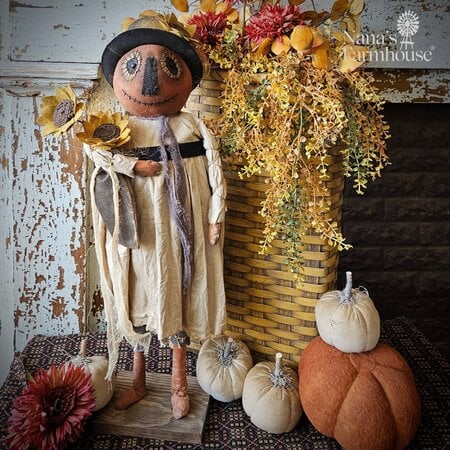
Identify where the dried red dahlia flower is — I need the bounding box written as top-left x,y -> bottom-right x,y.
188,11 -> 230,47
6,363 -> 96,450
245,4 -> 303,44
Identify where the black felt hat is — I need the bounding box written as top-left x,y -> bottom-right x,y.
101,26 -> 203,88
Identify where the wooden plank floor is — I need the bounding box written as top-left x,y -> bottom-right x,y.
92,371 -> 210,444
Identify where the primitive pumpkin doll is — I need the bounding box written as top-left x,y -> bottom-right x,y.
84,13 -> 227,419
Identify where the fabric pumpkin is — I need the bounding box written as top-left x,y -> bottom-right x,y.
242,353 -> 302,434
299,337 -> 421,450
68,339 -> 114,411
315,271 -> 380,352
196,335 -> 253,402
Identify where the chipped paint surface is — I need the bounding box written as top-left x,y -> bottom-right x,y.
9,0 -> 171,63
0,90 -> 87,383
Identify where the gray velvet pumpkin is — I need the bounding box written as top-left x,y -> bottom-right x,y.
196,335 -> 253,402
242,353 -> 302,434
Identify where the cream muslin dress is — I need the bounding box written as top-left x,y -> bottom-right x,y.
85,111 -> 227,377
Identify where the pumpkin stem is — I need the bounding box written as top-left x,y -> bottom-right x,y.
223,337 -> 234,359
80,337 -> 87,358
342,271 -> 353,303
274,352 -> 282,378
270,353 -> 292,388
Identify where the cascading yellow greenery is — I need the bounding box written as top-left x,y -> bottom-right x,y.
171,0 -> 390,285
215,53 -> 389,282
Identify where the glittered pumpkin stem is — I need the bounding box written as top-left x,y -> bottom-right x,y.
274,352 -> 282,378
341,271 -> 353,303
223,337 -> 234,359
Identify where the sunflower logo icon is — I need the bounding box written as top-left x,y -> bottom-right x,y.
397,10 -> 420,50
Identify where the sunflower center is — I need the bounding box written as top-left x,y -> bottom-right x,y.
93,123 -> 121,141
53,99 -> 75,127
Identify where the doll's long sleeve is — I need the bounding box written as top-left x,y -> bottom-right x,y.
196,119 -> 227,224
83,145 -> 138,177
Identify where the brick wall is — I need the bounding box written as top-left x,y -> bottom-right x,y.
338,103 -> 450,358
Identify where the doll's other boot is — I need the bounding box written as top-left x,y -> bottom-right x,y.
115,350 -> 146,410
171,345 -> 189,419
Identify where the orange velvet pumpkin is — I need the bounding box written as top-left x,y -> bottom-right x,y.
299,337 -> 421,450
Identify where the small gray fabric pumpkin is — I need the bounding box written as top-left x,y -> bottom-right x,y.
196,336 -> 253,402
315,271 -> 380,353
242,353 -> 302,434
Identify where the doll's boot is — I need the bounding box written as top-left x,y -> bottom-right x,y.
171,345 -> 189,419
115,350 -> 146,410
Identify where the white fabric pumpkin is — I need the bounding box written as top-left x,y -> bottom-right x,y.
315,271 -> 380,353
196,335 -> 253,402
68,339 -> 115,411
242,353 -> 302,434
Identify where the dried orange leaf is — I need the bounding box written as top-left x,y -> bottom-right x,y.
340,44 -> 367,72
343,16 -> 357,33
312,47 -> 329,69
170,0 -> 189,13
333,30 -> 350,43
311,28 -> 326,48
311,11 -> 331,26
227,9 -> 239,22
216,1 -> 232,14
349,0 -> 365,16
200,0 -> 217,12
271,35 -> 291,55
301,11 -> 318,22
290,25 -> 314,52
253,37 -> 272,56
331,0 -> 350,21
288,0 -> 307,5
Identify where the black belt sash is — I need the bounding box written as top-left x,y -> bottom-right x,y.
132,140 -> 206,161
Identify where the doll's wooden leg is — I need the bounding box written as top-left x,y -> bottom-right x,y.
171,344 -> 189,419
115,348 -> 146,410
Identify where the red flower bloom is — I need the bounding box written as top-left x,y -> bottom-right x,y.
188,11 -> 230,47
245,4 -> 303,44
6,364 -> 96,450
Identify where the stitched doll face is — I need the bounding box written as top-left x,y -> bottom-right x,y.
112,44 -> 193,118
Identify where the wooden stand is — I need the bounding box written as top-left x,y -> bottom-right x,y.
92,371 -> 210,444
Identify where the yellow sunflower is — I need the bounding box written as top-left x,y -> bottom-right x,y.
76,111 -> 131,150
37,85 -> 84,136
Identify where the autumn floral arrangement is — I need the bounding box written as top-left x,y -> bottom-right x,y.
170,0 -> 390,284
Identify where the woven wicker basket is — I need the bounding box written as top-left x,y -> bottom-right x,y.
186,71 -> 344,367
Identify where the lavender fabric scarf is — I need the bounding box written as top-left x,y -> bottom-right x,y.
157,115 -> 193,294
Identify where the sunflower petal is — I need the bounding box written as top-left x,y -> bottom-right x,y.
121,17 -> 135,31
41,96 -> 59,108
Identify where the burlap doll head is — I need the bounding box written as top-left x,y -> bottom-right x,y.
101,14 -> 203,117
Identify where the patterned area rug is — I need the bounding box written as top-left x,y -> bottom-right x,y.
1,318 -> 449,449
